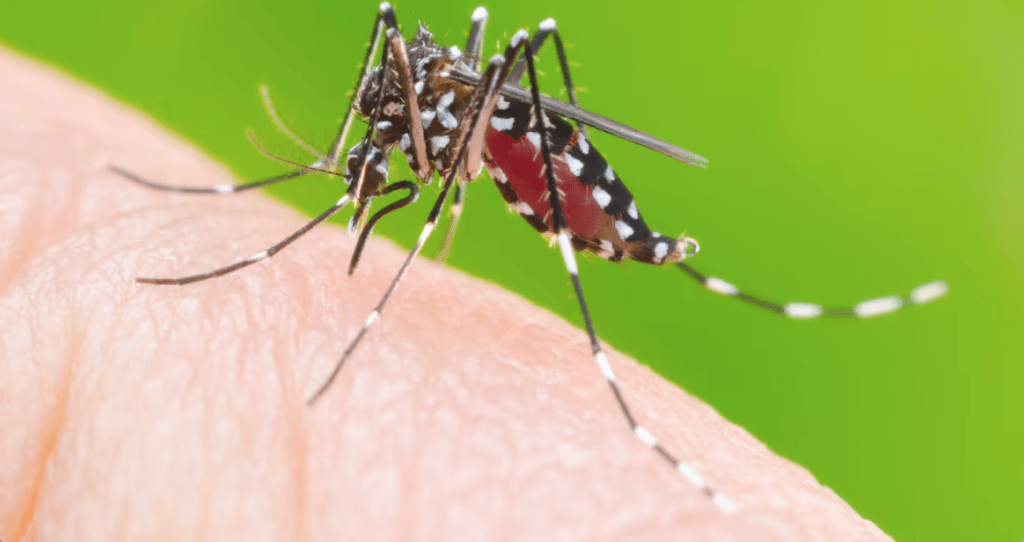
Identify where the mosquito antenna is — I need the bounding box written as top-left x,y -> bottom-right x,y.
246,130 -> 344,178
260,85 -> 328,161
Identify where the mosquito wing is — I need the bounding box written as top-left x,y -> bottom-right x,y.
445,68 -> 708,168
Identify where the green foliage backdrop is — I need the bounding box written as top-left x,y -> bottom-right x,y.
3,0 -> 1021,539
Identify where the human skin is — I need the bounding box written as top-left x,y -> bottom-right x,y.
0,47 -> 893,541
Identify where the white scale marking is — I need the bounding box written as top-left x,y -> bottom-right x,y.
414,81 -> 424,95
854,296 -> 903,317
417,223 -> 435,246
245,250 -> 269,263
706,277 -> 739,296
375,120 -> 392,131
525,131 -> 541,148
436,90 -> 458,129
713,494 -> 739,514
557,231 -> 578,276
415,57 -> 429,80
364,310 -> 380,328
615,220 -> 634,241
490,166 -> 508,183
577,134 -> 589,154
511,29 -> 529,48
676,463 -> 707,490
653,241 -> 669,260
472,6 -> 488,22
626,200 -> 638,219
595,351 -> 616,382
634,426 -> 658,448
784,302 -> 824,318
430,135 -> 450,155
447,45 -> 462,60
597,240 -> 615,259
539,17 -> 557,31
496,95 -> 510,110
604,164 -> 615,181
510,202 -> 535,215
565,154 -> 583,176
910,280 -> 948,304
592,186 -> 612,209
398,133 -> 411,151
212,184 -> 233,194
420,108 -> 436,128
491,116 -> 515,132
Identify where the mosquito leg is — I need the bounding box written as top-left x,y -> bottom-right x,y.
432,180 -> 465,262
348,180 -> 420,275
431,7 -> 490,262
379,5 -> 432,181
676,261 -> 948,318
521,40 -> 738,513
465,7 -> 488,66
507,18 -> 585,136
137,193 -> 352,285
109,165 -> 308,195
325,3 -> 389,168
348,200 -> 370,235
308,47 -> 523,406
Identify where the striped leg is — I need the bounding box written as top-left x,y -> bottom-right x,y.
137,193 -> 352,285
677,262 -> 948,318
508,18 -> 586,136
109,165 -> 307,195
433,179 -> 466,263
348,181 -> 420,275
433,7 -> 488,263
307,38 -> 526,406
520,40 -> 738,513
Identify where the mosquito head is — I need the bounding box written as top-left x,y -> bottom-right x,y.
343,140 -> 390,201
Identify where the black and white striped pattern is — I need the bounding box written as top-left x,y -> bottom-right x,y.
677,263 -> 948,318
108,3 -> 949,520
516,35 -> 739,512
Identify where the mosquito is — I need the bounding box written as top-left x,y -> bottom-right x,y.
109,3 -> 948,513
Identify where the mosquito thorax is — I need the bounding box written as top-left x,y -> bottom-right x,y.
351,25 -> 479,190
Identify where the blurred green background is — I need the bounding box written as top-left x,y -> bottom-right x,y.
3,0 -> 1021,539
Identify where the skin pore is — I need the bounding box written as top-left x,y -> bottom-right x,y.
0,47 -> 891,541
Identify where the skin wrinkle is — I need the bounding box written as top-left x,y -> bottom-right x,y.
0,46 -> 895,541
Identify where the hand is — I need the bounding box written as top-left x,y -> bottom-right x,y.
0,46 -> 891,541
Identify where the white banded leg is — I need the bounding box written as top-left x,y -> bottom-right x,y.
677,262 -> 948,318
507,18 -> 587,136
433,180 -> 466,263
137,194 -> 353,285
522,40 -> 737,512
308,45 -> 522,405
109,165 -> 309,195
431,7 -> 491,263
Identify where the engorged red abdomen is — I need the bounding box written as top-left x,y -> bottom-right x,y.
483,127 -> 607,239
